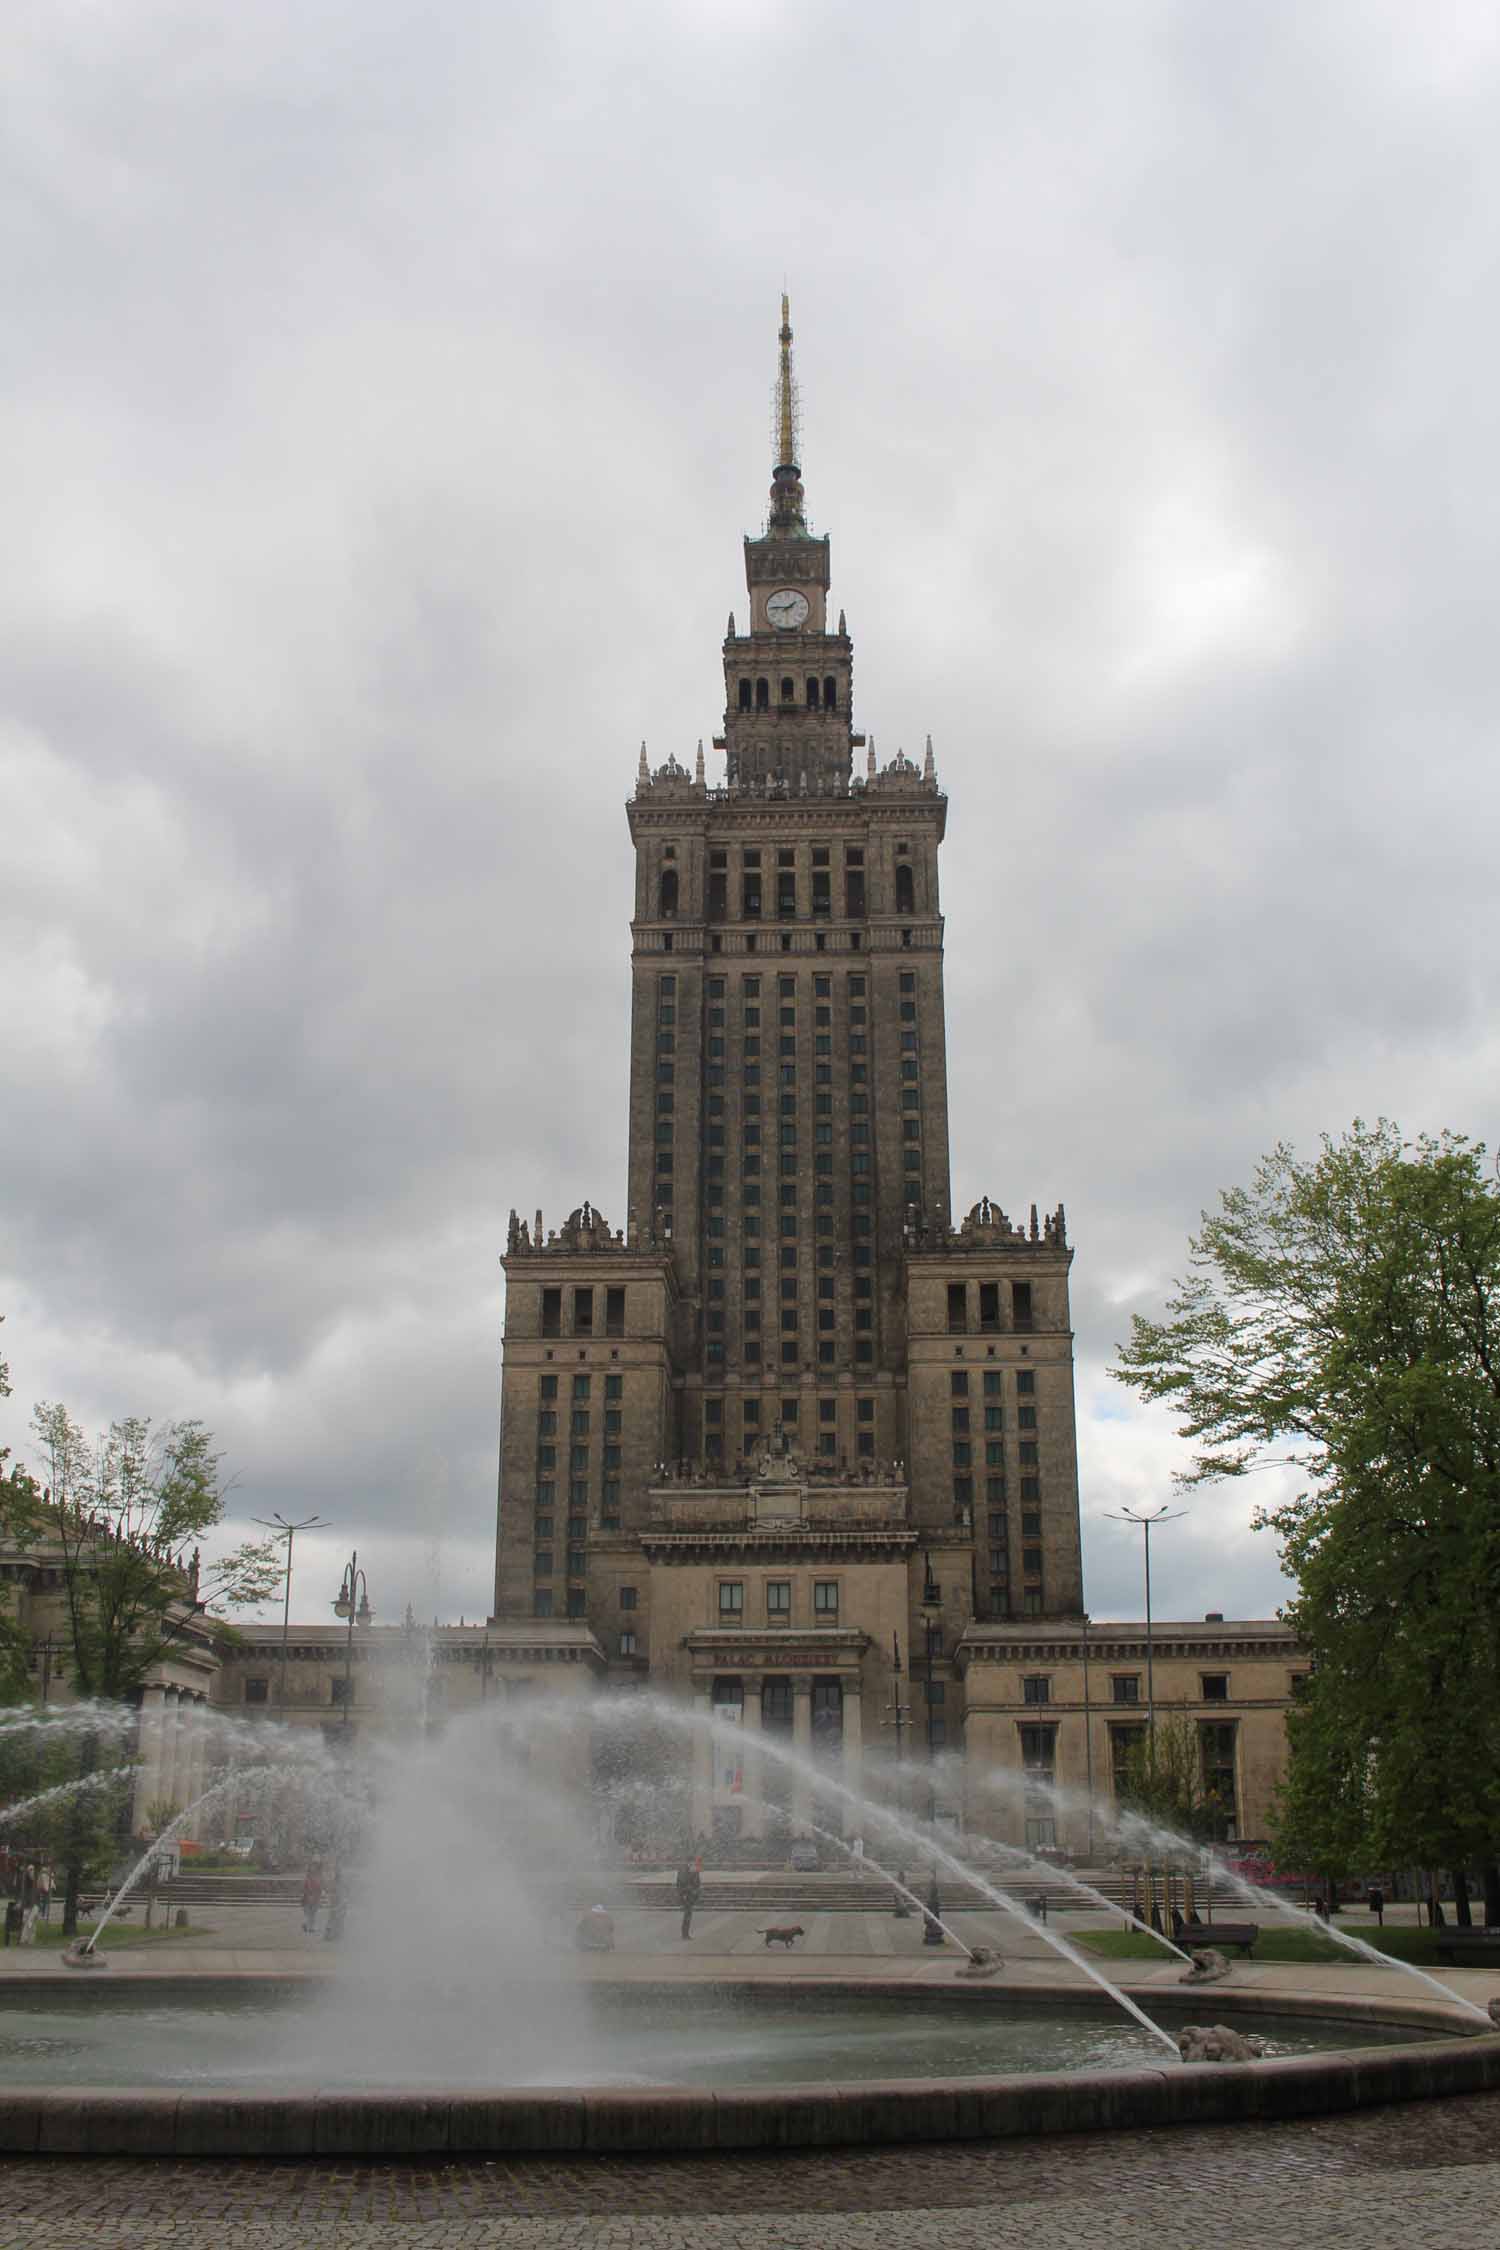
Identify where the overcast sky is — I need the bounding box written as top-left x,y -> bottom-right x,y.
4,1 -> 1498,1632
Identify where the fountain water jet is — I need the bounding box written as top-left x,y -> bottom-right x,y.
602,1692 -> 1183,2060
1105,1805 -> 1493,2028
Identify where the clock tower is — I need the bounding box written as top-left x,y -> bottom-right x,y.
721,297 -> 849,791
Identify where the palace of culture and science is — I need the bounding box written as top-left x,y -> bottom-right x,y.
200,306 -> 1299,1850
490,300 -> 1090,1835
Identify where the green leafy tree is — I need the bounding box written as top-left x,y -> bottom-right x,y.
1116,1711 -> 1232,1844
1,1402 -> 281,1933
1113,1121 -> 1500,1916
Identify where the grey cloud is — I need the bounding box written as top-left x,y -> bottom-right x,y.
3,0 -> 1498,1629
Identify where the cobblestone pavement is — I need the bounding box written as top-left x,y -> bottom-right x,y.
5,2094 -> 1500,2248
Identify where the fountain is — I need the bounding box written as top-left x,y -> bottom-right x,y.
0,1690 -> 1494,2156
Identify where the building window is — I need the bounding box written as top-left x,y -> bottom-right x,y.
718,1581 -> 744,1619
619,1586 -> 637,1610
811,1676 -> 843,1742
767,1580 -> 791,1622
1201,1674 -> 1229,1702
244,1678 -> 269,1705
541,1286 -> 561,1338
1200,1721 -> 1239,1836
1111,1676 -> 1140,1706
533,1590 -> 553,1618
619,1631 -> 637,1656
1022,1675 -> 1050,1706
813,1581 -> 839,1618
330,1677 -> 353,1706
979,1281 -> 1000,1331
1012,1282 -> 1033,1331
947,1283 -> 967,1334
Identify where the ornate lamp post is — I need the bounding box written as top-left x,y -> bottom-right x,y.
332,1554 -> 373,1730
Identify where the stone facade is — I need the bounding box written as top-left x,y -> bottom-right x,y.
959,1616 -> 1308,1851
0,1538 -> 219,1839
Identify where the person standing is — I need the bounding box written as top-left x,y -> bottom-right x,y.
676,1859 -> 702,1940
35,1867 -> 51,1921
301,1861 -> 324,1935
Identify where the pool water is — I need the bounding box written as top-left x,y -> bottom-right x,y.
0,1983 -> 1432,2091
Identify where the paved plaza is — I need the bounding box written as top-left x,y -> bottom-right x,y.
4,1900 -> 1500,2246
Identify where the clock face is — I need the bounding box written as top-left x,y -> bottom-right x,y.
766,588 -> 810,630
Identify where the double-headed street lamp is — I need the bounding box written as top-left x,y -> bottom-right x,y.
332,1554 -> 373,1729
1102,1504 -> 1186,1743
253,1512 -> 326,1717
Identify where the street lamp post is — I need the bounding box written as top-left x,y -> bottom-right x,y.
881,1629 -> 911,1762
920,1553 -> 942,1827
1102,1505 -> 1186,1744
253,1513 -> 326,1719
332,1554 -> 373,1730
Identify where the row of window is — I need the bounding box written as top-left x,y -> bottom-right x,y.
733,674 -> 840,711
948,1281 -> 1033,1334
539,1285 -> 625,1339
1021,1672 -> 1234,1706
715,1578 -> 843,1623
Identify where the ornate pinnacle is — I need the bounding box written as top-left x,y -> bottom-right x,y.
695,740 -> 705,785
637,740 -> 649,784
923,734 -> 935,781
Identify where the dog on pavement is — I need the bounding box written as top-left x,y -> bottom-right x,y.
757,1924 -> 806,1948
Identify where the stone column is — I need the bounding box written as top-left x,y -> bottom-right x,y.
186,1695 -> 210,1834
159,1689 -> 181,1818
740,1678 -> 764,1841
133,1684 -> 166,1834
791,1677 -> 813,1835
842,1671 -> 864,1833
690,1685 -> 714,1838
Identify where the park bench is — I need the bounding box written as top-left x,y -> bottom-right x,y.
1176,1917 -> 1258,1956
1433,1930 -> 1500,1967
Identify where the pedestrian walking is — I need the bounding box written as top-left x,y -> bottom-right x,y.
1367,1884 -> 1385,1926
35,1867 -> 51,1921
301,1861 -> 324,1935
676,1859 -> 702,1940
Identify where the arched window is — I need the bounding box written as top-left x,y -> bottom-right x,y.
895,863 -> 915,914
755,678 -> 770,709
738,679 -> 752,710
780,677 -> 795,703
824,676 -> 837,709
660,868 -> 679,917
806,678 -> 819,708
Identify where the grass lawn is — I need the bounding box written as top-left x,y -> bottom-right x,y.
13,1918 -> 217,1953
1078,1923 -> 1468,1967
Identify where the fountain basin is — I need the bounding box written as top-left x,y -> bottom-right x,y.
0,1976 -> 1494,2155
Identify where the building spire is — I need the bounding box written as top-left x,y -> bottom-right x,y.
776,292 -> 799,470
767,294 -> 806,531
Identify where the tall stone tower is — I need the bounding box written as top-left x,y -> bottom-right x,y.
493,304 -> 1082,1833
